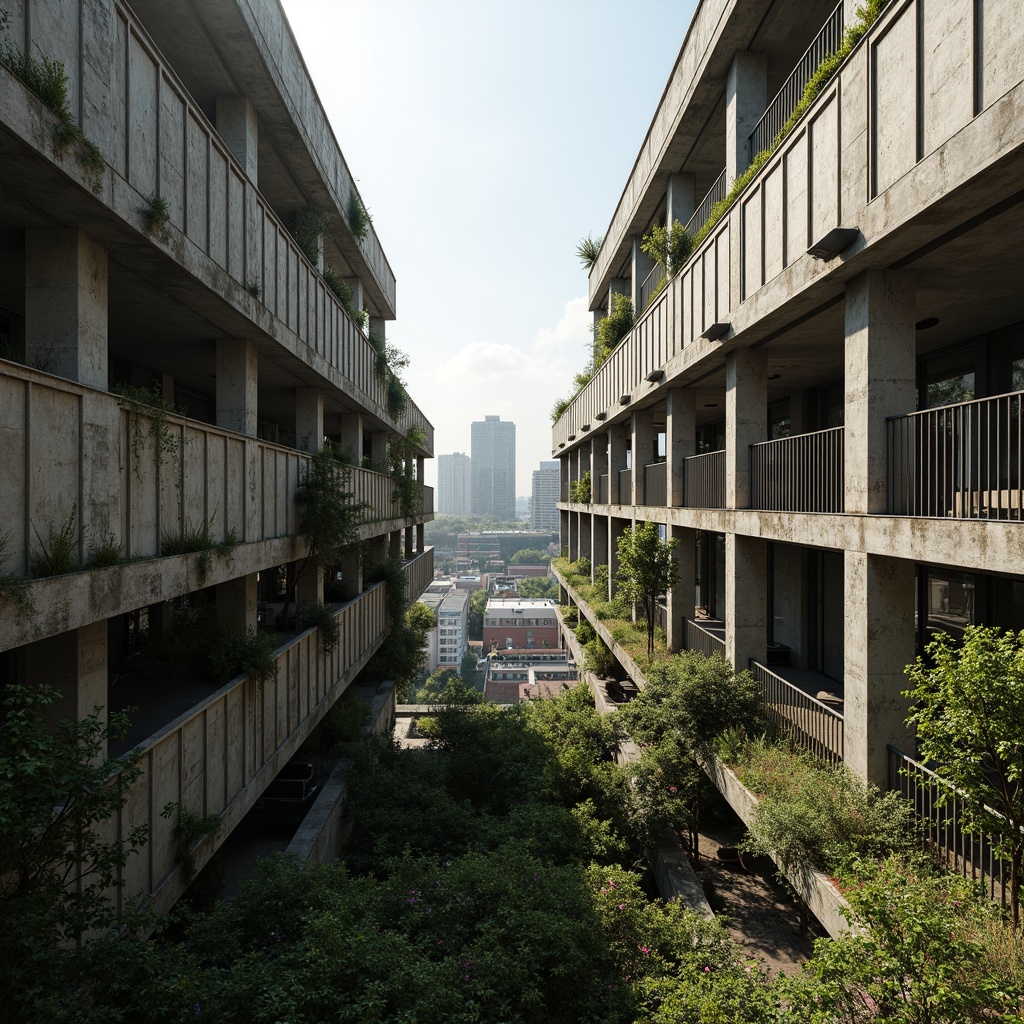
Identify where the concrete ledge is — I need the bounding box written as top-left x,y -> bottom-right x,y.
652,834 -> 715,919
702,752 -> 854,938
285,760 -> 353,865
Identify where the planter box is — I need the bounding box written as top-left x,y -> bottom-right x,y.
701,752 -> 855,938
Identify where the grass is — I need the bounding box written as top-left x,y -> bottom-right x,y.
161,517 -> 237,584
0,529 -> 33,618
88,535 -> 124,568
142,194 -> 170,235
245,278 -> 262,298
30,508 -> 79,576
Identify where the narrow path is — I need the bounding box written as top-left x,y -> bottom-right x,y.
695,821 -> 824,975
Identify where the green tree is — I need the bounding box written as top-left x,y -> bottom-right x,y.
0,685 -> 148,1014
460,650 -> 479,685
509,548 -> 551,564
467,588 -> 489,641
640,219 -> 694,277
905,625 -> 1024,927
615,522 -> 678,657
516,575 -> 558,600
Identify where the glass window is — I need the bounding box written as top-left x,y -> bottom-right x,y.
922,350 -> 975,409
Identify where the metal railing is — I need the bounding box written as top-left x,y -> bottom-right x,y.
750,660 -> 844,765
748,1 -> 845,159
684,450 -> 726,508
617,468 -> 632,503
888,746 -> 1010,908
654,602 -> 668,633
685,168 -> 727,235
888,390 -> 1023,519
684,617 -> 726,658
644,462 -> 667,506
639,262 -> 667,312
750,426 -> 845,512
598,473 -> 609,503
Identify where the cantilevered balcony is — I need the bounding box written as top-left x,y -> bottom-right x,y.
683,451 -> 725,508
888,390 -> 1023,519
750,427 -> 845,513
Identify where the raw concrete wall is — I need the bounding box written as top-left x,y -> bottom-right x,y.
555,0 -> 1024,447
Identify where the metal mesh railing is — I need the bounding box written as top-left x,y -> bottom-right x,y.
748,1 -> 845,159
750,660 -> 844,764
750,426 -> 844,512
888,390 -> 1023,519
889,745 -> 1011,908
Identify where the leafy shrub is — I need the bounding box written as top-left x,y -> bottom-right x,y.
594,292 -> 634,366
297,601 -> 340,654
347,190 -> 371,241
570,470 -> 592,503
207,627 -> 278,685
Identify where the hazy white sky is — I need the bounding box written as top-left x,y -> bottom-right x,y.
280,0 -> 698,496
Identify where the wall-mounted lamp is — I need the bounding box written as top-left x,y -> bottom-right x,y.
768,373 -> 781,381
580,424 -> 591,431
701,322 -> 730,341
595,411 -> 607,421
567,434 -> 576,441
645,369 -> 665,382
915,317 -> 940,331
558,442 -> 565,448
808,227 -> 859,260
619,394 -> 631,405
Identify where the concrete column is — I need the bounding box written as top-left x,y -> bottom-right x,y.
25,228 -> 108,388
631,235 -> 656,306
632,408 -> 655,505
726,348 -> 767,508
592,434 -> 609,504
340,547 -> 361,599
389,530 -> 402,561
216,572 -> 257,632
215,95 -> 258,183
344,278 -> 364,313
19,622 -> 108,758
340,412 -> 363,463
609,277 -> 630,313
369,429 -> 387,467
579,513 -> 592,567
844,270 -> 916,514
608,422 -> 629,504
667,525 -> 696,651
405,525 -> 414,558
592,515 -> 609,579
843,552 -> 916,786
559,509 -> 569,556
666,173 -> 696,230
368,315 -> 386,339
666,387 -> 695,507
726,51 -> 768,182
216,338 -> 258,436
295,387 -> 324,453
160,373 -> 175,405
416,522 -> 424,553
295,564 -> 323,608
725,533 -> 767,671
609,517 -> 628,598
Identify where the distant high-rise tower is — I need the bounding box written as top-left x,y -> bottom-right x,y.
471,415 -> 516,521
531,461 -> 560,531
438,453 -> 472,515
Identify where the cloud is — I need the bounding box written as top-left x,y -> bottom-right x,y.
532,295 -> 591,355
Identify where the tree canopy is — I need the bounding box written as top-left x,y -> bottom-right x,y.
615,522 -> 678,657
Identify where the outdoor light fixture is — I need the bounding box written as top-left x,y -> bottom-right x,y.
595,411 -> 607,420
558,442 -> 565,448
701,322 -> 730,341
646,369 -> 665,382
703,403 -> 718,408
619,394 -> 631,405
807,227 -> 859,260
581,423 -> 591,431
567,434 -> 576,441
768,373 -> 781,380
915,317 -> 940,330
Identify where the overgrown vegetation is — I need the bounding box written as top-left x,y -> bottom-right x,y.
575,232 -> 603,270
30,507 -> 79,576
0,13 -> 104,193
616,522 -> 678,658
294,205 -> 330,265
569,469 -> 592,503
206,626 -> 278,686
160,516 -> 236,585
0,529 -> 33,617
347,189 -> 371,242
161,802 -> 223,883
141,193 -> 170,236
113,382 -> 183,478
297,601 -> 340,655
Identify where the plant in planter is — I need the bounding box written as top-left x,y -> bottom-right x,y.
141,194 -> 170,236
575,232 -> 603,270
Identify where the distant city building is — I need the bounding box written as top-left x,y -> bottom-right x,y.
515,495 -> 530,519
437,452 -> 471,515
417,589 -> 448,674
483,597 -> 561,652
471,415 -> 516,520
484,649 -> 577,703
437,590 -> 470,669
530,461 -> 560,532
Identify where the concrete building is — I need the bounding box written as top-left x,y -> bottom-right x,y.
437,452 -> 471,515
483,598 -> 561,652
437,590 -> 469,669
531,461 -> 561,532
484,650 -> 577,703
471,415 -> 516,520
553,0 -> 1024,790
0,0 -> 434,914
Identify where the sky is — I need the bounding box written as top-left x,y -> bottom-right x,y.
279,0 -> 698,497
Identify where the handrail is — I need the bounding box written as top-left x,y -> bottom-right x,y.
750,426 -> 845,513
684,168 -> 727,235
747,1 -> 845,159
